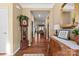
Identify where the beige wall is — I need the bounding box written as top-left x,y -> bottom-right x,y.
53,3 -> 63,25
13,4 -> 22,53
47,3 -> 64,36
47,4 -> 63,36
75,3 -> 79,23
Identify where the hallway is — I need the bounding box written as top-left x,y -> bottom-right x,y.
15,35 -> 49,56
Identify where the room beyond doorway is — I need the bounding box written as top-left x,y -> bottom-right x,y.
31,11 -> 49,42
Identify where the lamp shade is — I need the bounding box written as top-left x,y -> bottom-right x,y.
75,24 -> 79,29
54,24 -> 61,30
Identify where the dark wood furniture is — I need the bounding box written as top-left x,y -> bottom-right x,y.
20,20 -> 28,50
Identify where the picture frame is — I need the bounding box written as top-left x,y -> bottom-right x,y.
58,30 -> 69,40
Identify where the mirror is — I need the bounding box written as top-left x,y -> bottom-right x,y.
61,3 -> 75,29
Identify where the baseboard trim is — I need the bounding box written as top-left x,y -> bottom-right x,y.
13,47 -> 20,56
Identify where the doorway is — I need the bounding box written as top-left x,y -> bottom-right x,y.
31,11 -> 49,42
0,8 -> 8,54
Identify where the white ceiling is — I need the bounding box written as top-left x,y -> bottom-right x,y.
19,3 -> 55,8
32,11 -> 49,21
31,11 -> 49,25
19,3 -> 52,25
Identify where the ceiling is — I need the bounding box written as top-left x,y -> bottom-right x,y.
19,3 -> 55,8
31,11 -> 49,25
19,3 -> 52,25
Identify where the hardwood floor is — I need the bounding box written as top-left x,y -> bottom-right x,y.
0,53 -> 6,56
15,34 -> 49,56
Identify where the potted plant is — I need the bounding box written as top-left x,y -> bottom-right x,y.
72,29 -> 79,44
17,15 -> 29,26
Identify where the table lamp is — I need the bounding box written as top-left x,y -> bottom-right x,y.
75,23 -> 79,29
54,24 -> 61,36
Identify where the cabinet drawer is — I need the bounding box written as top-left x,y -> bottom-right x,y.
60,43 -> 74,56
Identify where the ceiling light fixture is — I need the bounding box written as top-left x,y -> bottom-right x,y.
38,14 -> 41,17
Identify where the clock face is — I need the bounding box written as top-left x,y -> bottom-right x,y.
22,20 -> 27,25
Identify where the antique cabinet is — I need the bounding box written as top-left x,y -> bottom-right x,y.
49,37 -> 63,56
49,36 -> 79,56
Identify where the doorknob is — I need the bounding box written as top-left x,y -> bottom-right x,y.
3,32 -> 7,34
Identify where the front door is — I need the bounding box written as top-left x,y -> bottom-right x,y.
0,9 -> 8,53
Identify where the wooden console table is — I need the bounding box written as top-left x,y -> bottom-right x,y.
49,36 -> 79,56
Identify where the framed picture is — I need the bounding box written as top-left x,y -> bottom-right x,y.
58,30 -> 69,40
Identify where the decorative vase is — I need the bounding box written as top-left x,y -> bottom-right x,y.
74,35 -> 79,45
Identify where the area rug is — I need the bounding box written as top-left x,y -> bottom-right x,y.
23,54 -> 44,56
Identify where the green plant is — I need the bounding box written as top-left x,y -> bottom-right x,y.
17,15 -> 29,22
72,29 -> 79,35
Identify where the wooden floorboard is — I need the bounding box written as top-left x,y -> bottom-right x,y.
15,35 -> 49,56
0,53 -> 6,56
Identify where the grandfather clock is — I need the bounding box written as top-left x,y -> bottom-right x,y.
19,16 -> 28,50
